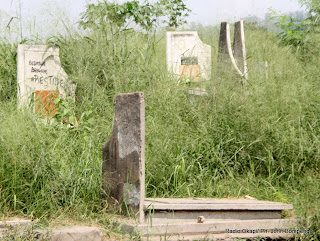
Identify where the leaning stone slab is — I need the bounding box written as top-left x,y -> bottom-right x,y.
102,92 -> 145,223
166,32 -> 211,82
17,45 -> 76,116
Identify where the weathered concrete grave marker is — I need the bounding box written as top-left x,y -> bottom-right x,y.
102,92 -> 145,223
166,32 -> 211,88
103,92 -> 296,240
17,45 -> 76,116
218,21 -> 248,83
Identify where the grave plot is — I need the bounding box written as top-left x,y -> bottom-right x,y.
103,92 -> 297,240
17,45 -> 76,117
218,20 -> 248,84
166,32 -> 211,95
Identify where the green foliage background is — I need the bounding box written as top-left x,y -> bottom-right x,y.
0,0 -> 319,239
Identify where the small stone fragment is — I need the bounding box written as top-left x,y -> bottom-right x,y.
245,195 -> 257,200
17,45 -> 76,116
197,216 -> 205,223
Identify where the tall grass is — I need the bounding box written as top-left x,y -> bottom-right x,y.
0,14 -> 319,240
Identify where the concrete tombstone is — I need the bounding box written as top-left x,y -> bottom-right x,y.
233,21 -> 248,78
218,22 -> 229,62
102,92 -> 145,223
17,45 -> 76,116
218,21 -> 248,83
166,32 -> 211,82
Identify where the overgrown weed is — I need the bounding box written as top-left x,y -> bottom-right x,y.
0,7 -> 319,240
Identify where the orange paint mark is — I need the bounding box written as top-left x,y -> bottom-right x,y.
179,65 -> 201,82
34,90 -> 59,117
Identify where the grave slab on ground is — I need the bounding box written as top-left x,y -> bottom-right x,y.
122,198 -> 295,240
102,92 -> 297,240
17,45 -> 76,116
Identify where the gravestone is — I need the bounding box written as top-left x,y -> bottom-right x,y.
102,92 -> 145,223
103,92 -> 296,240
218,21 -> 248,83
17,45 -> 76,116
233,21 -> 248,78
218,22 -> 229,63
166,32 -> 211,82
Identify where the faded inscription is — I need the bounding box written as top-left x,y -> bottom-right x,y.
17,45 -> 76,108
181,56 -> 198,65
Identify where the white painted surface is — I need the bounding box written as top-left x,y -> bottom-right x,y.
166,31 -> 211,80
17,45 -> 76,107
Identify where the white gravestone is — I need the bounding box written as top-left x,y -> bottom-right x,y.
17,45 -> 75,113
166,32 -> 211,82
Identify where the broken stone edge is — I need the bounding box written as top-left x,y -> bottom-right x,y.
166,31 -> 212,81
102,92 -> 145,223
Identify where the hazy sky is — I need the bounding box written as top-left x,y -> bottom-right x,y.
188,0 -> 303,24
0,0 -> 304,37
